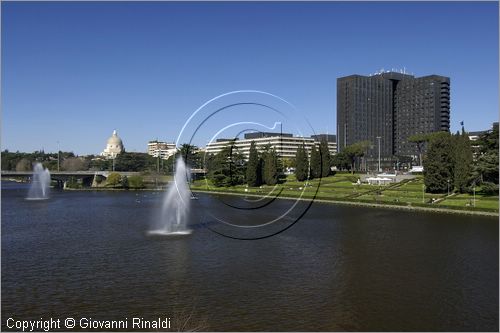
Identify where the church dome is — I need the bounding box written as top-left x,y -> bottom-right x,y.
101,130 -> 124,159
107,130 -> 123,146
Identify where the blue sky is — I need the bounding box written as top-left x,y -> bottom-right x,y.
2,1 -> 498,155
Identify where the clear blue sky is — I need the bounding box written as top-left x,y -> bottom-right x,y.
2,1 -> 498,155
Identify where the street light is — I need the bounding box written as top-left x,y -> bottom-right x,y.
422,184 -> 425,203
278,121 -> 283,158
473,182 -> 476,207
447,179 -> 450,196
376,136 -> 381,173
57,140 -> 60,172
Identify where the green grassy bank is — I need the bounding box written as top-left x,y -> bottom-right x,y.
190,174 -> 499,216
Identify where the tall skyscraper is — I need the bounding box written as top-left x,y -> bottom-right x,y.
337,71 -> 450,167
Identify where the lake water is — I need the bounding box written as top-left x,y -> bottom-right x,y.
2,181 -> 498,331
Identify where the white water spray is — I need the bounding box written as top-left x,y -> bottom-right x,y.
27,163 -> 51,200
149,157 -> 192,236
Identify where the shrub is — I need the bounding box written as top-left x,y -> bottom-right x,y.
106,172 -> 121,187
479,182 -> 499,196
128,175 -> 144,189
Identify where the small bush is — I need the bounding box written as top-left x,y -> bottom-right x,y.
128,175 -> 144,189
120,176 -> 129,188
345,176 -> 358,183
106,172 -> 121,187
479,182 -> 499,196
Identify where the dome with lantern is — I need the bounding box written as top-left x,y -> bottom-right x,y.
101,130 -> 124,159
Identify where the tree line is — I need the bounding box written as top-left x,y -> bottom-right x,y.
1,150 -> 161,173
424,125 -> 498,194
203,137 -> 332,187
4,126 -> 497,195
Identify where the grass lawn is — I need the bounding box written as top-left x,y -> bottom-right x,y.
189,174 -> 498,213
438,195 -> 499,211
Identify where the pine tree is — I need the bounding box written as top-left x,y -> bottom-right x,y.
473,123 -> 499,184
294,144 -> 309,182
319,137 -> 331,177
262,149 -> 278,185
246,141 -> 261,187
423,132 -> 455,193
208,143 -> 246,187
453,129 -> 473,193
310,144 -> 321,179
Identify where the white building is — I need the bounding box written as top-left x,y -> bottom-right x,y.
204,133 -> 337,159
101,130 -> 124,159
147,140 -> 177,159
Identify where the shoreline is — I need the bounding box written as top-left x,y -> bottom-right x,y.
4,180 -> 497,216
191,189 -> 499,217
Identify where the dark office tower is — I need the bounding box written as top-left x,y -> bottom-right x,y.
337,74 -> 397,157
393,75 -> 450,155
337,71 -> 450,164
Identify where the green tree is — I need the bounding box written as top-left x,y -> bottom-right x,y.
262,149 -> 279,185
246,141 -> 262,186
89,158 -> 110,171
343,141 -> 370,174
128,175 -> 145,189
408,133 -> 429,166
453,130 -> 473,193
294,144 -> 309,181
207,143 -> 246,187
310,145 -> 321,179
106,172 -> 122,187
177,144 -> 202,169
61,157 -> 89,171
120,175 -> 129,188
474,153 -> 499,184
331,151 -> 350,171
473,123 -> 499,184
319,137 -> 331,177
423,132 -> 454,193
16,158 -> 32,171
114,152 -> 156,172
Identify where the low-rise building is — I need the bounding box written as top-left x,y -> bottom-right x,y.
147,140 -> 177,159
204,133 -> 337,159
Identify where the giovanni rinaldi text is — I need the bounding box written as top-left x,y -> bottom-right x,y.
6,317 -> 172,331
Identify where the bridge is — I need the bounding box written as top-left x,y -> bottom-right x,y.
1,170 -> 140,178
1,169 -> 207,186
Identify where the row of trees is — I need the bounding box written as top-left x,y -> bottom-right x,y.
424,125 -> 498,194
330,141 -> 371,173
2,150 -> 76,171
294,138 -> 331,181
105,173 -> 145,189
206,143 -> 281,187
424,130 -> 472,193
204,137 -> 333,187
1,150 -> 163,173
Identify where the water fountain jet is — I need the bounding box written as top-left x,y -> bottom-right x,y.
26,163 -> 51,200
148,157 -> 192,237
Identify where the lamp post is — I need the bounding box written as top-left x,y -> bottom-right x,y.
278,122 -> 282,158
447,179 -> 450,196
57,140 -> 60,172
473,182 -> 476,207
376,136 -> 381,173
422,184 -> 425,203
